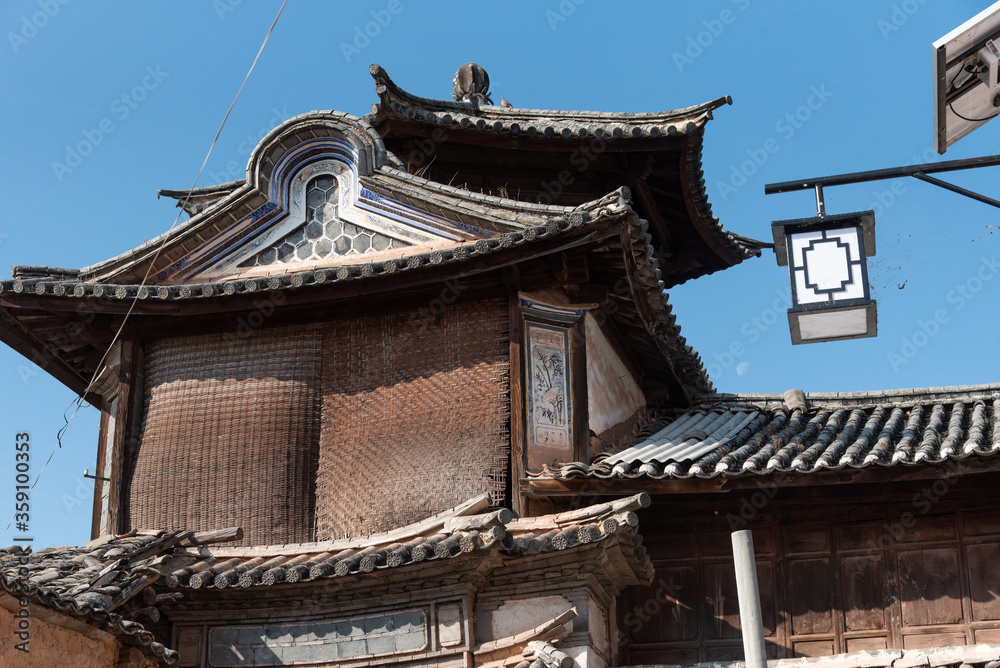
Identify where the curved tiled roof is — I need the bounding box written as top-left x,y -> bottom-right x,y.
0,204 -> 606,301
367,64 -> 733,140
0,495 -> 653,665
1,220 -> 580,302
365,64 -> 768,276
535,384 -> 1000,481
620,208 -> 713,393
1,533 -> 185,665
164,494 -> 652,589
0,189 -> 715,396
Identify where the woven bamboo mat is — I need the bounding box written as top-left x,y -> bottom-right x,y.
315,298 -> 510,539
128,324 -> 322,546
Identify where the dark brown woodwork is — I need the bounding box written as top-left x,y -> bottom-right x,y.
631,173 -> 674,250
506,271 -> 528,519
616,473 -> 1000,663
120,341 -> 146,534
91,408 -> 110,540
0,303 -> 91,395
570,317 -> 589,466
108,340 -> 142,535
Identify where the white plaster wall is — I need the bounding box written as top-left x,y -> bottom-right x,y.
588,596 -> 609,657
585,314 -> 645,436
566,643 -> 608,668
490,595 -> 575,640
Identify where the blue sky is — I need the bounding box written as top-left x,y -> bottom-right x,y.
1,0 -> 998,548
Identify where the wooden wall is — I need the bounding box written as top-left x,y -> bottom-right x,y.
617,472 -> 1000,664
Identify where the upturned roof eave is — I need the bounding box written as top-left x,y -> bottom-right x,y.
366,65 -> 769,278
367,63 -> 734,127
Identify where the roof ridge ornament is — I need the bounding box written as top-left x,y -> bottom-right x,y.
782,389 -> 807,412
452,62 -> 493,106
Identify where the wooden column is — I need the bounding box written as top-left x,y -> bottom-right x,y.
88,338 -> 144,537
507,286 -> 527,518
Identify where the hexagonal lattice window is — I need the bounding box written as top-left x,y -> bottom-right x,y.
243,174 -> 409,268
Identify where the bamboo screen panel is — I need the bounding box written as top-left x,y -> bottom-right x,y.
128,325 -> 322,546
316,298 -> 510,539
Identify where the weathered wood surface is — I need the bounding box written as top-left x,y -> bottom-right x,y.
507,492 -> 648,531
185,494 -> 491,558
618,478 -> 1000,664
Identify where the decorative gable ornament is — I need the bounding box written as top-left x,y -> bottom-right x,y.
771,210 -> 877,344
154,135 -> 491,283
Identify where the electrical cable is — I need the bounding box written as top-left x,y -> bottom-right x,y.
948,102 -> 1000,123
947,56 -> 1000,123
0,0 -> 290,541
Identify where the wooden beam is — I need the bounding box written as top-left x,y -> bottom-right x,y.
522,476 -> 727,496
178,527 -> 245,546
0,306 -> 89,395
90,408 -> 109,541
506,271 -> 528,519
570,316 -> 589,465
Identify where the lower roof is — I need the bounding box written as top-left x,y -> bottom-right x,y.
533,383 -> 1000,485
0,494 -> 652,665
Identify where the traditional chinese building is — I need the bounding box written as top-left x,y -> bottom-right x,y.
1,64 -> 999,668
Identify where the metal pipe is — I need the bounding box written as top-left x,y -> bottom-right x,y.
732,530 -> 768,668
814,185 -> 826,217
912,173 -> 1000,209
765,153 -> 1000,194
